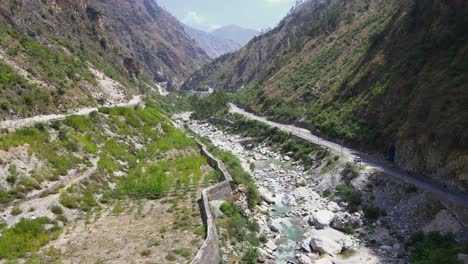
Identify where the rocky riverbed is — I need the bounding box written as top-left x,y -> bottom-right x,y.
174,113 -> 414,264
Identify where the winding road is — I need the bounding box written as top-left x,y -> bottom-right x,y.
0,95 -> 143,130
229,103 -> 468,208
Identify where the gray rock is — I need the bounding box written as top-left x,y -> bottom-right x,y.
379,245 -> 395,252
300,237 -> 312,253
309,210 -> 335,229
331,212 -> 362,230
310,235 -> 342,256
268,219 -> 283,233
341,236 -> 354,249
296,254 -> 312,264
282,194 -> 297,206
265,240 -> 278,252
457,253 -> 468,263
326,201 -> 340,213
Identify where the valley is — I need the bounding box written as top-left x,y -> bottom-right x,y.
0,0 -> 466,263
174,110 -> 467,264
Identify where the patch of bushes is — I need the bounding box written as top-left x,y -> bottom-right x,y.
363,204 -> 386,222
219,202 -> 260,251
336,185 -> 362,212
199,137 -> 261,208
191,90 -> 229,119
51,205 -> 64,215
410,232 -> 468,264
0,217 -> 61,259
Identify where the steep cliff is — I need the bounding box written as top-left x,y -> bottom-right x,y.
182,0 -> 468,192
0,0 -> 208,118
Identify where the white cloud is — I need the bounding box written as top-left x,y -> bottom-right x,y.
209,24 -> 222,31
182,11 -> 204,24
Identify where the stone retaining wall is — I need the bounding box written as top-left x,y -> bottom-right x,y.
191,141 -> 234,264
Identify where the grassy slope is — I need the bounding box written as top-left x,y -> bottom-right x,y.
0,101 -> 218,261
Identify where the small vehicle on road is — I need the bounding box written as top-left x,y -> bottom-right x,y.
353,157 -> 362,163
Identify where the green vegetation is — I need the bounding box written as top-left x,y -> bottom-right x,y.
197,136 -> 260,208
410,232 -> 468,264
219,202 -> 259,261
0,217 -> 61,259
191,90 -> 229,119
228,114 -> 328,169
336,185 -> 362,212
363,204 -> 386,222
118,155 -> 207,198
11,205 -> 22,216
50,205 -> 64,215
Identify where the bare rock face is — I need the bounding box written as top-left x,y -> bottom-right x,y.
422,209 -> 463,235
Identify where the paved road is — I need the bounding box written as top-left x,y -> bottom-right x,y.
230,103 -> 468,208
0,95 -> 143,130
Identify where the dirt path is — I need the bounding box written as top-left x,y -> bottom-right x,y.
0,95 -> 143,130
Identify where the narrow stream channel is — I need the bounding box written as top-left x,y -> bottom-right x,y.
188,119 -> 308,263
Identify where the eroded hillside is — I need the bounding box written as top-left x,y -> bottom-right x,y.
0,0 -> 208,119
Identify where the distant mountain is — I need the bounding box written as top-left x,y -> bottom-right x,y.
183,25 -> 241,59
211,25 -> 259,46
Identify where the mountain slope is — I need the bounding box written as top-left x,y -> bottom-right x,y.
211,25 -> 258,46
182,0 -> 468,192
0,0 -> 208,118
183,25 -> 241,58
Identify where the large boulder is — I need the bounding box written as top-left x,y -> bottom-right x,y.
268,219 -> 283,233
309,210 -> 335,229
326,201 -> 341,213
259,187 -> 276,205
331,212 -> 363,230
304,228 -> 356,256
309,236 -> 342,256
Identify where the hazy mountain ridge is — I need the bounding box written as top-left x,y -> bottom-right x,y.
182,0 -> 468,192
183,25 -> 241,59
211,25 -> 259,46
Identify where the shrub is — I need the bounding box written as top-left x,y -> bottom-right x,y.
336,185 -> 362,212
0,217 -> 60,259
11,205 -> 22,216
51,205 -> 64,215
7,165 -> 18,184
410,232 -> 468,264
323,189 -> 333,197
363,204 -> 386,222
165,253 -> 176,261
343,162 -> 359,181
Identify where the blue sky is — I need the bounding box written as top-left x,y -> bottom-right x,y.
156,0 -> 296,32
